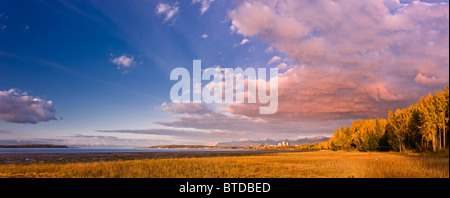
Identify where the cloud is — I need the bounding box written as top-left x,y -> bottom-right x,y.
153,110 -> 346,139
267,56 -> 281,65
192,0 -> 215,15
230,0 -> 449,65
201,33 -> 209,38
150,101 -> 341,140
276,62 -> 287,70
96,127 -> 242,140
225,64 -> 414,121
156,1 -> 181,23
265,46 -> 274,54
240,38 -> 250,45
227,0 -> 449,120
110,54 -> 135,73
157,102 -> 214,114
414,72 -> 446,86
233,38 -> 250,47
111,54 -> 134,67
0,89 -> 56,124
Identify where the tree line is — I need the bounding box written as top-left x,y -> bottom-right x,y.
317,87 -> 449,152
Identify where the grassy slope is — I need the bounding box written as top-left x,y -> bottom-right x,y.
0,151 -> 448,178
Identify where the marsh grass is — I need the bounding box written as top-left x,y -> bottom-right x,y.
0,151 -> 447,178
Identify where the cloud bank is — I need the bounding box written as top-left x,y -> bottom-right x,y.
226,0 -> 449,120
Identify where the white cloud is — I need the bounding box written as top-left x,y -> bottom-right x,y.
233,38 -> 251,47
156,1 -> 181,23
201,33 -> 209,38
111,54 -> 134,67
267,56 -> 281,65
192,0 -> 215,15
240,38 -> 249,45
110,54 -> 136,73
0,89 -> 56,124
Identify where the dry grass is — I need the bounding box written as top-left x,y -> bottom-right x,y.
0,151 -> 447,178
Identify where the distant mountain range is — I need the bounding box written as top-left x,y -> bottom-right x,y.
216,136 -> 330,147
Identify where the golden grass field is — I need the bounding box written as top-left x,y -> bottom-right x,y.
0,151 -> 448,178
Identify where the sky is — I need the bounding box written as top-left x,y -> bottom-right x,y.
0,0 -> 449,148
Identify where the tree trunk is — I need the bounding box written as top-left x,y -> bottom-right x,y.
433,132 -> 437,152
444,128 -> 446,149
422,138 -> 424,151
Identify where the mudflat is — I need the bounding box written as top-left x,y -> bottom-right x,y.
0,149 -> 298,165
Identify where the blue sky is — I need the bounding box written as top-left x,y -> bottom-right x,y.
0,0 -> 283,147
1,0 -> 448,148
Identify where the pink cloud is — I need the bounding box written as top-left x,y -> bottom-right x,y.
226,65 -> 391,121
276,63 -> 287,70
414,73 -> 446,86
267,56 -> 281,65
226,0 -> 449,121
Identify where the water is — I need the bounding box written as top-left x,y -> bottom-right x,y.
0,148 -> 243,154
